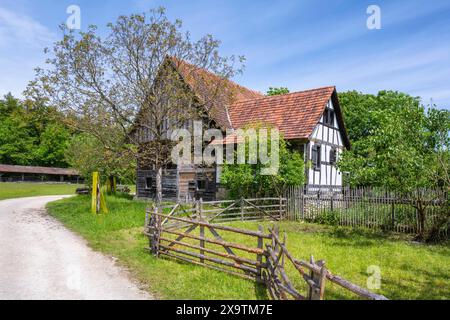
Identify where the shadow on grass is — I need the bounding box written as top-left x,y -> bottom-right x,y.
109,192 -> 134,200
328,226 -> 413,242
254,282 -> 269,300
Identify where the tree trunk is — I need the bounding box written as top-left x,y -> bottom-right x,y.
416,207 -> 426,241
155,165 -> 163,205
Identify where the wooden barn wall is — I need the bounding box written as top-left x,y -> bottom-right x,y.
137,168 -> 178,200
137,167 -> 217,201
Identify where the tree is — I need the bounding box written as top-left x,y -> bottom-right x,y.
65,133 -> 136,185
27,7 -> 243,204
0,94 -> 72,167
338,90 -> 450,240
221,126 -> 304,199
32,123 -> 70,167
267,87 -> 290,96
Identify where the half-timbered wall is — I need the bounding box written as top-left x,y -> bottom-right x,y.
307,99 -> 345,188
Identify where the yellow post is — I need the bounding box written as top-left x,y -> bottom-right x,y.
91,172 -> 100,214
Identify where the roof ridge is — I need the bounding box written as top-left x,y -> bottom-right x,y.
170,57 -> 264,97
232,86 -> 336,104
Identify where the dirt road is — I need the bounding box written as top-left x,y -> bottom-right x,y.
0,196 -> 151,300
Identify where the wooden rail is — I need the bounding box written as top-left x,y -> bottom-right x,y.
145,203 -> 389,301
265,227 -> 388,300
146,209 -> 269,282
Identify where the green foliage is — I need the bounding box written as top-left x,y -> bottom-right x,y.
338,90 -> 450,192
0,93 -> 72,167
32,123 -> 71,167
313,210 -> 339,226
221,127 -> 304,198
65,133 -> 136,184
266,87 -> 290,96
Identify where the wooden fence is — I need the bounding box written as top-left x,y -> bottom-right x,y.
147,198 -> 286,228
286,186 -> 448,234
265,226 -> 387,300
145,206 -> 269,282
144,205 -> 388,300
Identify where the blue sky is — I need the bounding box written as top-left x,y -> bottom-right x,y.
0,0 -> 449,109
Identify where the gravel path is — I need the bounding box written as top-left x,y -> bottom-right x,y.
0,196 -> 151,300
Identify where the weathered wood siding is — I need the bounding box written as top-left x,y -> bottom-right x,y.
137,166 -> 217,201
137,168 -> 178,200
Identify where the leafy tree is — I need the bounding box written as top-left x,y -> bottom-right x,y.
221,126 -> 304,198
338,90 -> 450,240
33,123 -> 70,167
27,7 -> 244,204
267,87 -> 290,96
0,94 -> 72,167
65,134 -> 136,185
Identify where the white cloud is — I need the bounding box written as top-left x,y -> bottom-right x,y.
0,7 -> 55,48
0,6 -> 56,97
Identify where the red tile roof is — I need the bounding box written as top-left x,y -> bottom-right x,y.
0,164 -> 79,176
169,59 -> 346,145
171,58 -> 264,129
228,86 -> 336,140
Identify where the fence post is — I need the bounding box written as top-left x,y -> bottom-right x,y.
199,198 -> 205,263
256,225 -> 264,282
279,196 -> 283,220
308,256 -> 327,300
391,202 -> 395,231
241,198 -> 244,221
317,262 -> 327,300
330,192 -> 334,212
300,187 -> 305,221
144,208 -> 150,233
149,206 -> 161,257
307,256 -> 324,300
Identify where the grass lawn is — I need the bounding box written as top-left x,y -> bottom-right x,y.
46,195 -> 450,300
0,182 -> 84,200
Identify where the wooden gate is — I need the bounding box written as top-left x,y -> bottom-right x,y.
146,207 -> 269,281
145,206 -> 388,300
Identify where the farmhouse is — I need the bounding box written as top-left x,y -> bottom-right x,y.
134,58 -> 351,201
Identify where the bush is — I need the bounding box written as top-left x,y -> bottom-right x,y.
314,210 -> 339,226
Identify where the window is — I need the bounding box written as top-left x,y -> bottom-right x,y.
330,147 -> 337,165
145,177 -> 153,190
311,145 -> 321,171
197,180 -> 206,191
323,108 -> 335,126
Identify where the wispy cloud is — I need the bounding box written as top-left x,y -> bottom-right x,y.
0,6 -> 56,97
0,7 -> 55,48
